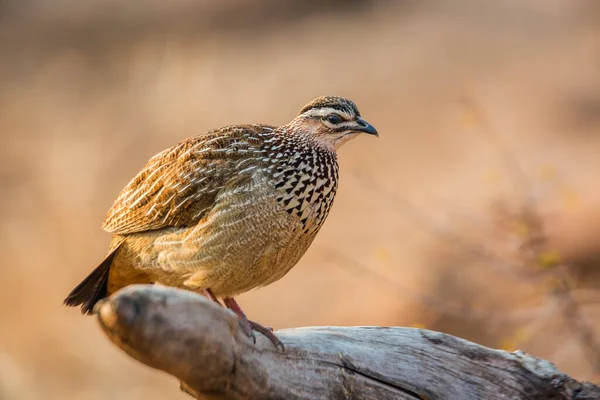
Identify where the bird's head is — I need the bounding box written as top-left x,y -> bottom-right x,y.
287,96 -> 378,150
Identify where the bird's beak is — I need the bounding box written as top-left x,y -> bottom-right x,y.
355,118 -> 379,137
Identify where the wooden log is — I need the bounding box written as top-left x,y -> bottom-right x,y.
95,285 -> 600,399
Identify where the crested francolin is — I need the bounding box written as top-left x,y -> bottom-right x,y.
64,96 -> 378,348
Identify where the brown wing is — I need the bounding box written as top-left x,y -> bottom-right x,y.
102,124 -> 275,235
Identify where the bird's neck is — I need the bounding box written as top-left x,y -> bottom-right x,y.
279,124 -> 338,155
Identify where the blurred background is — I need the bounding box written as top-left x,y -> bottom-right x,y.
2,0 -> 600,398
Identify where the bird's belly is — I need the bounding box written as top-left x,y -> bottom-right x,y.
204,226 -> 315,297
138,181 -> 320,297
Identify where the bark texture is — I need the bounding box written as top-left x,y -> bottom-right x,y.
95,285 -> 600,399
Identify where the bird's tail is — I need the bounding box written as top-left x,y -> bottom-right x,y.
63,243 -> 122,315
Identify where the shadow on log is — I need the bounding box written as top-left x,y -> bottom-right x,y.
95,285 -> 599,399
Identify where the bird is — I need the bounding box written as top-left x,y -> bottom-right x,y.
64,96 -> 378,349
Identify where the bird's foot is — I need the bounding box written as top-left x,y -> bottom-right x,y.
248,320 -> 282,349
223,297 -> 284,350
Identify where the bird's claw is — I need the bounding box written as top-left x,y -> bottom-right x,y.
238,318 -> 283,350
249,321 -> 284,350
238,317 -> 257,344
222,297 -> 283,350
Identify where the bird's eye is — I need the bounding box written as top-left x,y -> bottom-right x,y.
326,114 -> 343,124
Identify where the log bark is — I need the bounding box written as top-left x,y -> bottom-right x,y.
95,284 -> 599,400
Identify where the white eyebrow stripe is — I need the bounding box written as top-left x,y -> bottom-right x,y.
305,108 -> 353,120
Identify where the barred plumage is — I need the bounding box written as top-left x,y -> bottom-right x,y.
65,96 -> 378,348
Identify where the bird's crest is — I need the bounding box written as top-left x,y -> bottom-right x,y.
299,96 -> 360,117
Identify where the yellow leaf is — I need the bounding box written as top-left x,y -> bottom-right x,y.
539,251 -> 561,269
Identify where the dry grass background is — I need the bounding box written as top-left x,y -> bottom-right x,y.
1,0 -> 600,398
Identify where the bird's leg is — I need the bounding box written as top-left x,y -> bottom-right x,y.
201,288 -> 222,306
222,297 -> 283,350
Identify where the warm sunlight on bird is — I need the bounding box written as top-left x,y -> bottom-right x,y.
64,96 -> 378,348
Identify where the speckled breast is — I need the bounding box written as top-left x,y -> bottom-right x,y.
267,136 -> 340,236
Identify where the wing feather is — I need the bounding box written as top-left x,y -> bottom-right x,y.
102,124 -> 274,234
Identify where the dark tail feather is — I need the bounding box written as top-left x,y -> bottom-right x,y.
63,245 -> 121,315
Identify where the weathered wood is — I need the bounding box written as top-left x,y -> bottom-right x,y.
95,285 -> 600,399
